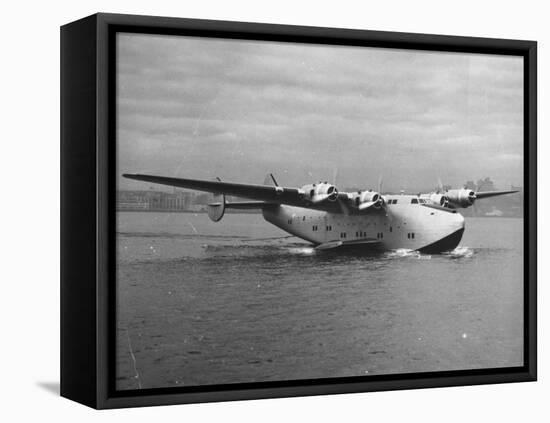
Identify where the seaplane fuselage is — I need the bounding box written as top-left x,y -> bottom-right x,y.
263,195 -> 465,253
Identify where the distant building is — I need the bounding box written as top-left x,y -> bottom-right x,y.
116,189 -> 208,212
117,200 -> 149,210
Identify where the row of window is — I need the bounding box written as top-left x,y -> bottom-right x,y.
317,228 -> 415,241
287,219 -> 379,232
386,198 -> 428,205
296,228 -> 415,240
314,225 -> 335,231
288,220 -> 418,241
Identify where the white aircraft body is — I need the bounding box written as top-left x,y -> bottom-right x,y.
123,173 -> 518,254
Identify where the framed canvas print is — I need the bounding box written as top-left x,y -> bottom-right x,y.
60,13 -> 537,409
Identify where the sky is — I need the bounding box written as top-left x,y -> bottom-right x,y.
117,33 -> 524,193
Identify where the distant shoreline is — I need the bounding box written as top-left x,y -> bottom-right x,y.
115,209 -> 521,218
116,209 -> 260,214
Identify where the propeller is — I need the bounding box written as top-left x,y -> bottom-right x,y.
358,200 -> 378,211
471,183 -> 479,216
337,194 -> 351,215
377,175 -> 386,209
437,176 -> 444,194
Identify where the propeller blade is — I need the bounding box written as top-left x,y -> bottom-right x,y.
336,195 -> 350,215
358,201 -> 376,210
435,176 -> 447,194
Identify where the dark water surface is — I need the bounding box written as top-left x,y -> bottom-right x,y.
116,212 -> 524,390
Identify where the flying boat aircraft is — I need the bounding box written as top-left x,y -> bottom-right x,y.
123,173 -> 518,253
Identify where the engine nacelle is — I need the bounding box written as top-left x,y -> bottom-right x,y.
301,182 -> 339,203
353,191 -> 382,210
429,193 -> 450,207
446,188 -> 476,208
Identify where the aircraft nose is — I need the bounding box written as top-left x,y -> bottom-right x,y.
455,212 -> 465,229
441,210 -> 465,232
450,212 -> 465,232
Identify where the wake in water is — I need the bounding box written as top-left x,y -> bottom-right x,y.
286,246 -> 316,255
385,249 -> 422,259
385,246 -> 474,260
444,246 -> 474,259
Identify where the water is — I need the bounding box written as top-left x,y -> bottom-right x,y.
116,212 -> 524,390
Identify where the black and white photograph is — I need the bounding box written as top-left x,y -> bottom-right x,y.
4,0 -> 547,418
115,31 -> 525,391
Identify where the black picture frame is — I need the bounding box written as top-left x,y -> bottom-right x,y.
60,12 -> 537,409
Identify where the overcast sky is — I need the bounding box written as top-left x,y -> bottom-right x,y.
117,33 -> 523,193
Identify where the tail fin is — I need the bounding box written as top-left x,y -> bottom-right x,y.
207,177 -> 225,222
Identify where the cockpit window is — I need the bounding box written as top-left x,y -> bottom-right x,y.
411,198 -> 418,204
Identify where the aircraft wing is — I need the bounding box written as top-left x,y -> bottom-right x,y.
475,190 -> 519,199
123,173 -> 339,211
421,203 -> 458,213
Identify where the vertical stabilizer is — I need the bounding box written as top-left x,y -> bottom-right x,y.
207,177 -> 225,221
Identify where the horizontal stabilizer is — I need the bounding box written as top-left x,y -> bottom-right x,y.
208,201 -> 278,209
